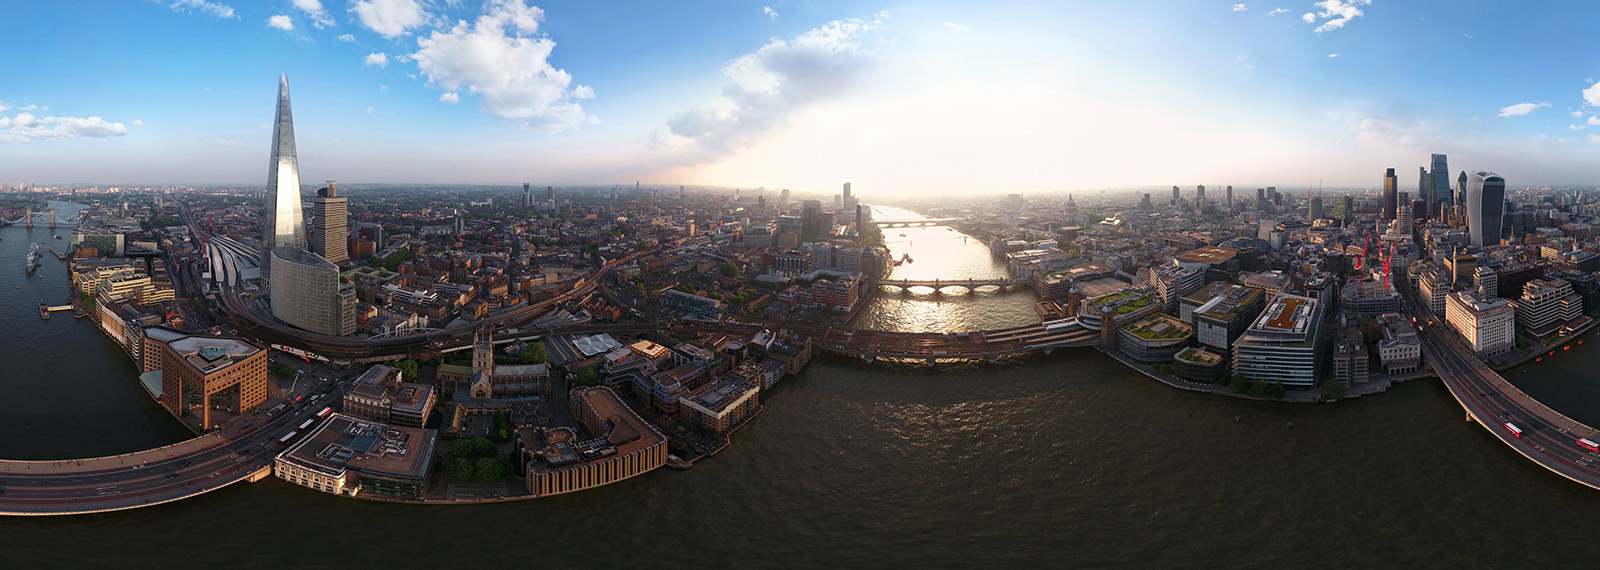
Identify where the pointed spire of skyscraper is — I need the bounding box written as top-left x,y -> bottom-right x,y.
262,74 -> 306,281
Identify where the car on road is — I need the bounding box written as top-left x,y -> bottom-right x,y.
164,473 -> 180,480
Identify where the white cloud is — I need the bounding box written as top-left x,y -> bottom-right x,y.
337,33 -> 356,42
132,120 -> 143,126
1268,8 -> 1289,15
944,22 -> 971,32
1589,116 -> 1600,126
659,12 -> 888,162
380,85 -> 389,92
292,0 -> 335,29
366,106 -> 375,115
268,14 -> 294,31
1303,0 -> 1370,33
410,0 -> 593,131
1328,53 -> 1339,58
365,52 -> 389,67
1498,102 -> 1549,118
764,6 -> 778,21
168,0 -> 237,19
203,138 -> 244,148
0,112 -> 129,143
1590,134 -> 1600,144
1463,33 -> 1474,39
1584,81 -> 1600,108
1571,125 -> 1587,131
1232,4 -> 1247,12
351,0 -> 427,39
440,92 -> 460,104
1572,110 -> 1584,117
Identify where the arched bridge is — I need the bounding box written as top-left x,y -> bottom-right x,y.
875,277 -> 1030,292
871,217 -> 966,228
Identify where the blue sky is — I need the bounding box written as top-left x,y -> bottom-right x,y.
5,1 -> 1600,194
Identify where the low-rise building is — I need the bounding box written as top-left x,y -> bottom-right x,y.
1172,347 -> 1226,384
343,364 -> 438,428
1180,281 -> 1265,352
1509,278 -> 1582,338
274,414 -> 437,499
680,376 -> 762,434
1378,313 -> 1421,374
1117,312 -> 1194,363
520,386 -> 668,498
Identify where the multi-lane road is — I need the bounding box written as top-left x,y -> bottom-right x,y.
0,382 -> 343,515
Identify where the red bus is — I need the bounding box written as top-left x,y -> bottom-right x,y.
316,406 -> 332,419
1579,438 -> 1599,452
298,419 -> 315,431
277,432 -> 296,445
1504,423 -> 1524,438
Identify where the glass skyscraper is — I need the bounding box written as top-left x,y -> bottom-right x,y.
1466,171 -> 1505,247
262,75 -> 306,281
1429,153 -> 1450,209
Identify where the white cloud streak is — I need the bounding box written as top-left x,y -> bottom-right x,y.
1498,102 -> 1549,118
168,0 -> 236,19
365,52 -> 389,67
0,112 -> 129,144
764,6 -> 778,21
268,14 -> 294,31
1303,0 -> 1370,33
292,0 -> 336,29
1232,4 -> 1247,13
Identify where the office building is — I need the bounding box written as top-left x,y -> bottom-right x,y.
158,335 -> 268,430
801,200 -> 824,237
1382,168 -> 1398,220
262,75 -> 306,282
1225,185 -> 1233,209
1378,313 -> 1422,374
1419,166 -> 1431,215
681,376 -> 762,434
1474,266 -> 1498,300
1466,171 -> 1506,247
1117,313 -> 1195,363
1395,191 -> 1413,234
1509,278 -> 1583,337
1310,195 -> 1323,220
343,364 -> 438,428
1430,153 -> 1450,208
275,413 -> 438,499
520,386 -> 668,498
1232,294 -> 1326,387
1180,281 -> 1266,352
270,246 -> 357,336
310,182 -> 348,265
1446,292 -> 1515,356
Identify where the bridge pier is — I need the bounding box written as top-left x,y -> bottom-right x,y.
865,355 -> 876,364
1043,347 -> 1053,355
987,356 -> 997,364
926,358 -> 936,367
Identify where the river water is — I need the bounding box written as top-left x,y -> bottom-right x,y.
4,202 -> 1600,568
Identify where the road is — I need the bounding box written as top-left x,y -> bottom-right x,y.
1403,285 -> 1600,490
0,381 -> 345,515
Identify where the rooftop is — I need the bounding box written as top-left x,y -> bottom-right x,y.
1183,281 -> 1263,322
167,336 -> 261,375
683,376 -> 760,416
1175,246 -> 1239,265
281,414 -> 435,481
1252,294 -> 1318,335
1175,346 -> 1223,364
1123,312 -> 1194,341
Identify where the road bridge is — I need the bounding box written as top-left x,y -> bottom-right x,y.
875,277 -> 1030,293
1405,287 -> 1600,491
0,393 -> 332,516
871,217 -> 965,228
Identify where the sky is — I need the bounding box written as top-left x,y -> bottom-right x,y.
6,0 -> 1600,195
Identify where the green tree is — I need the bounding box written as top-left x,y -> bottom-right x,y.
473,458 -> 508,481
518,342 -> 549,364
575,367 -> 599,387
449,437 -> 498,460
1249,377 -> 1268,397
1230,374 -> 1248,393
270,363 -> 297,379
720,261 -> 739,277
395,359 -> 419,382
445,457 -> 474,479
1269,381 -> 1286,399
1320,379 -> 1346,401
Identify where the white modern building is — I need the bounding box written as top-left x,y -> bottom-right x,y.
1231,293 -> 1326,387
1445,291 -> 1515,356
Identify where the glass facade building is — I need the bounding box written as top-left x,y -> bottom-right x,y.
1467,171 -> 1505,247
263,75 -> 306,281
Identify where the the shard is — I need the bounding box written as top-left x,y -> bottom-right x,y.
262,74 -> 305,281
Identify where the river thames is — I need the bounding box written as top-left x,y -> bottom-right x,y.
3,203 -> 1600,568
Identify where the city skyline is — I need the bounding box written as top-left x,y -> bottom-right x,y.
8,1 -> 1600,193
